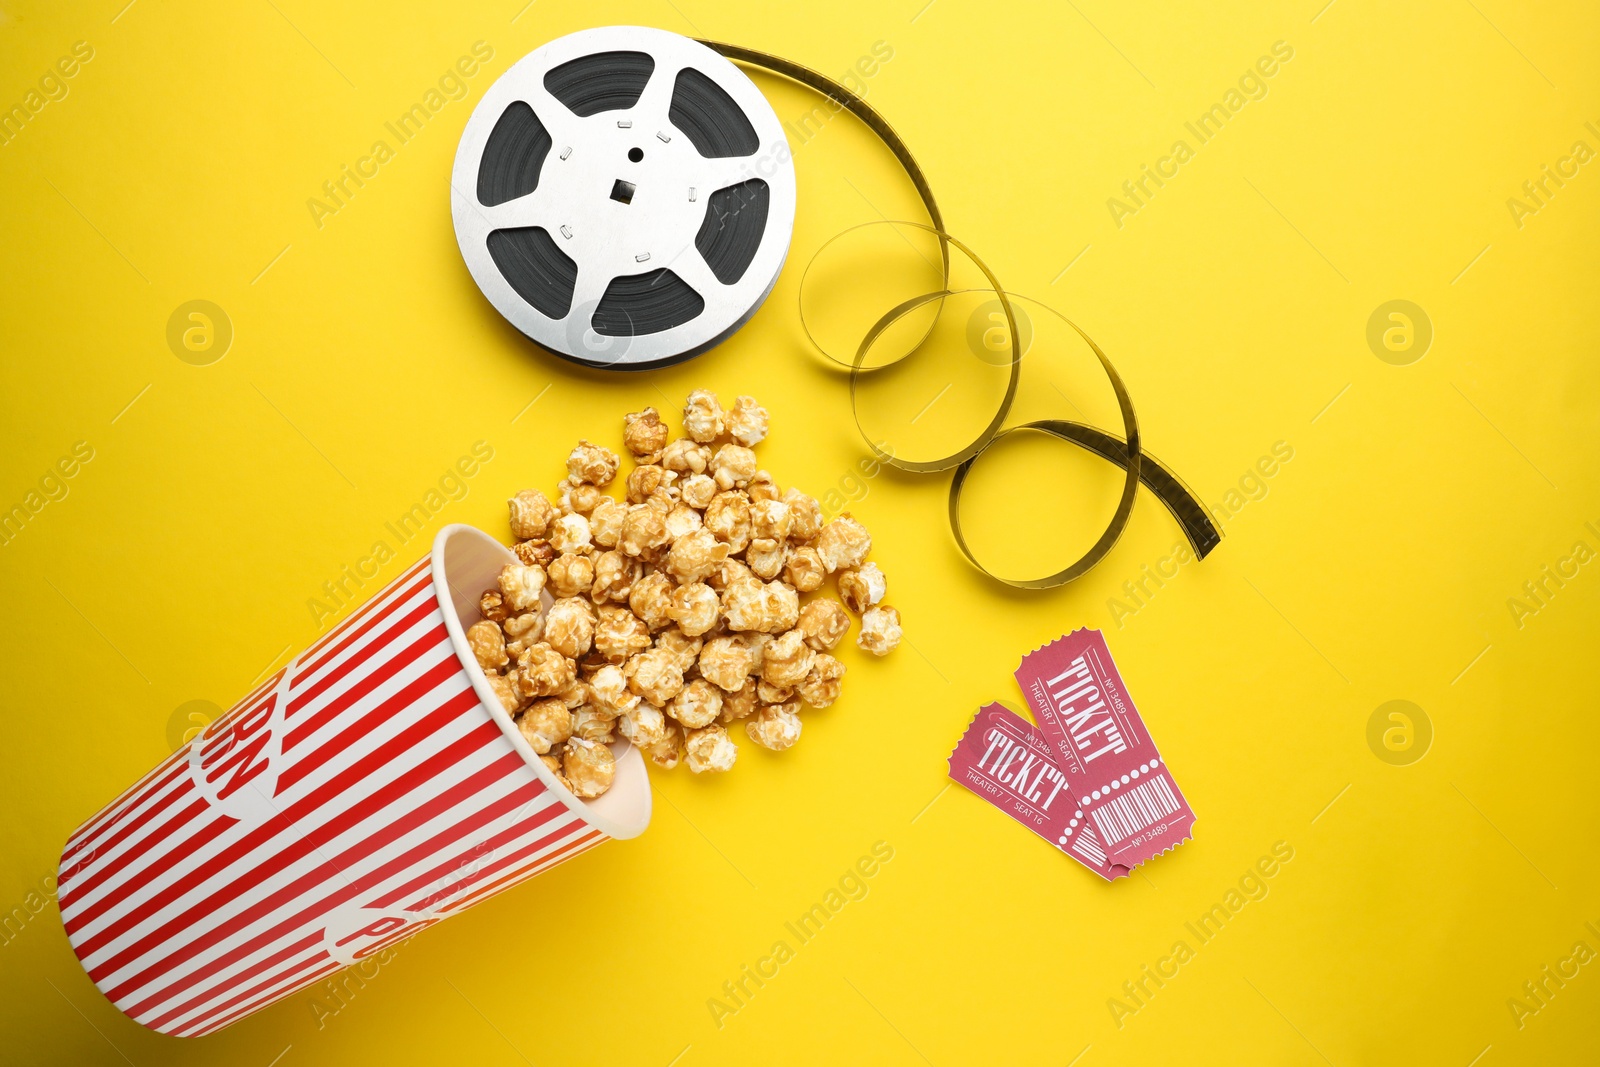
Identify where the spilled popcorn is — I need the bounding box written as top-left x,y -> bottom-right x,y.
468,392 -> 901,798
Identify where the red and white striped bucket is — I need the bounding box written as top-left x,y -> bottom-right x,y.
57,524 -> 651,1037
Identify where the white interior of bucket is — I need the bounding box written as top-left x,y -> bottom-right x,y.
432,524 -> 651,840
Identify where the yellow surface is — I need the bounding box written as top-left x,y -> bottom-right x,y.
2,0 -> 1598,1063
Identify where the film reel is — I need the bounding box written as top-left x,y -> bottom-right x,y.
451,26 -> 797,370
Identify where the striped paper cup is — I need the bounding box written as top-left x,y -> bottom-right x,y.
57,524 -> 651,1037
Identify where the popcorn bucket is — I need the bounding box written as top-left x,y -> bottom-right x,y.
56,524 -> 650,1037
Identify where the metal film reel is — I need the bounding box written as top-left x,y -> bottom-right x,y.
451,26 -> 797,370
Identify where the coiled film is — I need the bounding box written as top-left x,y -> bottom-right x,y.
451,27 -> 797,370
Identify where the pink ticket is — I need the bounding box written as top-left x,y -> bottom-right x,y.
948,704 -> 1131,881
1015,630 -> 1194,868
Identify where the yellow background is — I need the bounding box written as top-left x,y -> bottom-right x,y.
2,0 -> 1598,1063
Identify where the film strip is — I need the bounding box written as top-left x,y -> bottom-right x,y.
700,40 -> 1220,587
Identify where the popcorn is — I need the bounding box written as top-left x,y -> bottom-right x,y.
627,571 -> 677,631
617,702 -> 668,748
699,634 -> 755,692
683,389 -> 726,442
547,552 -> 596,599
589,497 -> 626,549
745,537 -> 786,581
760,629 -> 814,689
816,514 -> 871,572
626,647 -> 685,707
669,581 -> 721,637
594,605 -> 651,662
620,504 -> 670,557
498,563 -> 546,612
702,491 -> 752,555
623,407 -> 670,462
661,438 -> 710,475
685,725 -> 738,773
710,444 -> 758,491
665,528 -> 730,584
857,605 -> 902,656
517,697 -> 573,755
509,489 -> 554,540
515,642 -> 576,698
549,512 -> 593,553
783,547 -> 826,592
799,654 -> 845,708
562,737 -> 616,797
471,392 -> 900,797
680,473 -> 717,510
783,488 -> 822,542
567,440 -> 620,486
467,620 -> 508,672
669,678 -> 723,729
586,663 -> 639,715
796,599 -> 851,652
542,597 -> 595,659
838,562 -> 887,613
728,395 -> 770,447
746,702 -> 802,751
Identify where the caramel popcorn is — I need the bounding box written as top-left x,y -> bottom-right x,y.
669,582 -> 720,637
620,504 -> 669,558
784,546 -> 826,592
783,488 -> 822,542
799,654 -> 845,708
542,597 -> 595,660
698,634 -> 755,692
746,702 -> 802,751
623,407 -> 670,462
586,663 -> 639,714
661,438 -> 710,475
467,620 -> 508,672
683,389 -> 726,443
669,678 -> 724,729
515,642 -> 576,698
685,725 -> 737,773
719,677 -> 759,723
680,473 -> 717,510
816,514 -> 871,573
499,563 -> 546,613
509,489 -> 554,540
563,737 -> 616,797
703,491 -> 752,554
745,537 -> 787,581
590,550 -> 640,603
857,605 -> 902,656
838,562 -> 887,613
589,497 -> 626,549
517,697 -> 573,755
547,552 -> 595,599
618,701 -> 668,748
594,604 -> 652,663
797,599 -> 851,652
626,647 -> 685,707
728,395 -> 769,447
710,444 -> 758,491
549,512 -> 593,554
470,391 -> 900,798
665,528 -> 730,583
760,630 -> 814,689
628,571 -> 677,632
567,440 -> 620,486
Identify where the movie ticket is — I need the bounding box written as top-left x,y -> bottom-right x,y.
947,703 -> 1131,881
1015,629 -> 1194,868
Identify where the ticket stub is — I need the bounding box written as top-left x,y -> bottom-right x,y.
947,703 -> 1130,881
1015,629 -> 1194,868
